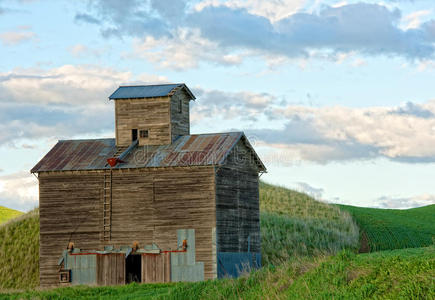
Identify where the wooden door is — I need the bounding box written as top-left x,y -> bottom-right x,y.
141,253 -> 171,283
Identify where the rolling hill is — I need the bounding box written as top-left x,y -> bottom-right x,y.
339,204 -> 435,252
0,182 -> 358,290
0,206 -> 23,225
0,209 -> 39,290
0,182 -> 433,299
260,182 -> 359,264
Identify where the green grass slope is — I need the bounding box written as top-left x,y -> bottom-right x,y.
0,209 -> 39,290
0,182 -> 358,291
260,182 -> 359,264
339,204 -> 435,252
3,246 -> 434,299
0,206 -> 23,225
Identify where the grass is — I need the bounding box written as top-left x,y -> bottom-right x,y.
339,204 -> 435,252
0,209 -> 39,290
260,182 -> 359,264
0,182 -> 433,298
2,246 -> 433,299
0,206 -> 23,225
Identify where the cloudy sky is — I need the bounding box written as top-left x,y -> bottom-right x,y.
1,0 -> 435,211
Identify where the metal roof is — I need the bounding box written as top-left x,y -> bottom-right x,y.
108,83 -> 196,100
31,132 -> 266,173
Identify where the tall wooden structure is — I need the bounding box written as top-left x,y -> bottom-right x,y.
31,83 -> 266,287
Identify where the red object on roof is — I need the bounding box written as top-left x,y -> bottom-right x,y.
107,158 -> 118,167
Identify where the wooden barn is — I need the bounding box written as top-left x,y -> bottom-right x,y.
31,83 -> 266,287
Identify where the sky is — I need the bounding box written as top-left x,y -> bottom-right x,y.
1,0 -> 435,212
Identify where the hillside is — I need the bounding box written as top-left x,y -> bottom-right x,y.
260,182 -> 359,264
0,206 -> 23,225
0,209 -> 39,290
0,182 -> 357,290
339,204 -> 435,252
3,246 -> 434,299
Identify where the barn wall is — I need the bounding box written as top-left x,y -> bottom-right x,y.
215,140 -> 261,254
108,167 -> 216,280
115,97 -> 171,147
39,171 -> 103,288
39,166 -> 216,287
170,90 -> 190,140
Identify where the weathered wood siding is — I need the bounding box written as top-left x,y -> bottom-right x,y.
170,90 -> 190,140
97,254 -> 125,285
142,253 -> 171,283
115,97 -> 171,147
39,166 -> 216,287
39,172 -> 102,288
215,140 -> 261,253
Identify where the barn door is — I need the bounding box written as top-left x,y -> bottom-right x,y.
141,253 -> 171,283
96,254 -> 125,285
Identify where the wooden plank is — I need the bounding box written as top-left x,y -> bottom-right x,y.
39,166 -> 217,287
115,97 -> 172,147
215,139 -> 261,254
164,252 -> 171,282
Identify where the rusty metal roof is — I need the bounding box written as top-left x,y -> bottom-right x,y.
108,83 -> 196,100
31,132 -> 266,173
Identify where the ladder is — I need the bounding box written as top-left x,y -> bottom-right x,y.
102,169 -> 112,241
113,147 -> 127,158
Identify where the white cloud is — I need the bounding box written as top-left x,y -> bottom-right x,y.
0,65 -> 168,145
0,28 -> 35,46
194,0 -> 307,22
375,194 -> 435,209
78,1 -> 435,70
0,171 -> 38,212
0,65 -> 166,105
131,28 -> 245,70
69,44 -> 107,58
295,182 -> 324,199
248,100 -> 435,163
401,9 -> 432,30
190,87 -> 280,123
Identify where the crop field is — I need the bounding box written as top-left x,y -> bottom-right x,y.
339,204 -> 435,252
0,206 -> 23,225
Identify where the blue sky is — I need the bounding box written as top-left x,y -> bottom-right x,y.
1,0 -> 435,211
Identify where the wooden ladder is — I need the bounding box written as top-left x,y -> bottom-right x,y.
102,169 -> 112,242
113,147 -> 127,158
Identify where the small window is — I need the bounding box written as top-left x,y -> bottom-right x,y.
132,129 -> 138,142
178,99 -> 182,113
59,269 -> 71,283
140,130 -> 149,138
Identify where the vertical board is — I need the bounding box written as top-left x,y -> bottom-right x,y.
97,254 -> 125,286
141,253 -> 171,283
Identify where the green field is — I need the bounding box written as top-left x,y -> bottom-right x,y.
2,246 -> 433,299
339,204 -> 435,252
0,182 -> 433,299
0,206 -> 23,225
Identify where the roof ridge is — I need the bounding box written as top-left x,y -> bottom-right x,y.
58,138 -> 115,142
117,83 -> 184,88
